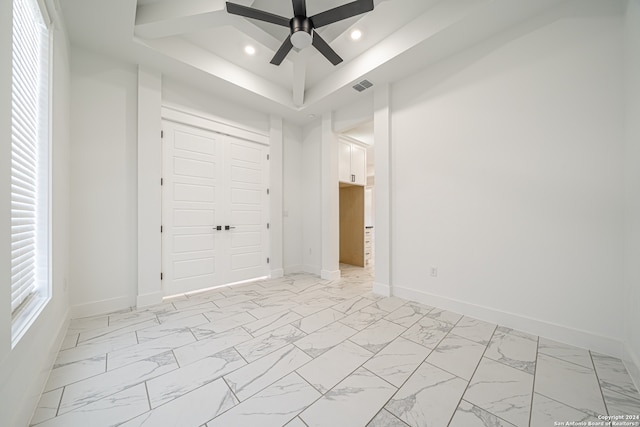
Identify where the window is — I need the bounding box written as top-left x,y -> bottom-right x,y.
11,0 -> 51,344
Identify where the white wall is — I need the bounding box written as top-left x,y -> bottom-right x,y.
283,122 -> 304,272
0,5 -> 72,425
69,46 -> 138,316
623,0 -> 640,387
302,121 -> 322,274
390,3 -> 625,353
162,77 -> 269,135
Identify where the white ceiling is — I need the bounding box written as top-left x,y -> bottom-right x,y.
58,0 -> 568,124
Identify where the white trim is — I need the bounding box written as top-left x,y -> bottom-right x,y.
23,308 -> 70,426
622,343 -> 640,394
338,134 -> 371,149
321,269 -> 341,281
136,291 -> 164,309
270,268 -> 284,279
373,282 -> 391,297
161,105 -> 269,145
393,284 -> 625,358
70,296 -> 131,319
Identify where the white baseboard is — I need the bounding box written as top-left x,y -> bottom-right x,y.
622,342 -> 640,393
270,268 -> 284,279
70,295 -> 133,319
321,269 -> 341,281
23,307 -> 70,426
373,282 -> 391,297
136,291 -> 164,309
393,284 -> 624,358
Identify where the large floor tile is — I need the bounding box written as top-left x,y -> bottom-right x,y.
450,316 -> 497,345
55,332 -> 138,366
294,321 -> 358,357
300,367 -> 397,427
120,379 -> 237,427
485,328 -> 537,374
537,337 -> 592,369
58,352 -> 178,414
425,308 -> 463,325
386,362 -> 467,427
350,319 -> 407,353
173,327 -> 253,366
33,269 -> 640,427
224,344 -> 312,400
135,314 -> 208,342
332,296 -> 375,315
402,316 -> 452,349
34,384 -> 149,427
30,389 -> 63,426
44,355 -> 106,393
367,409 -> 409,427
235,324 -> 306,362
207,373 -> 320,427
426,334 -> 486,380
297,340 -> 373,394
464,358 -> 533,427
106,330 -> 195,370
292,308 -> 345,334
384,302 -> 433,328
339,306 -> 388,331
534,353 -> 606,417
146,347 -> 245,408
602,387 -> 640,415
592,352 -> 640,399
364,337 -> 430,387
529,393 -> 598,427
242,310 -> 302,337
449,400 -> 516,427
191,312 -> 257,338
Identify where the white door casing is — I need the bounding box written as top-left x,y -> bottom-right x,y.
161,120 -> 269,296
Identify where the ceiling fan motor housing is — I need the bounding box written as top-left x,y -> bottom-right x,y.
290,16 -> 313,49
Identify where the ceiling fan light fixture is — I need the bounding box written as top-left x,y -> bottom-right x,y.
291,31 -> 312,49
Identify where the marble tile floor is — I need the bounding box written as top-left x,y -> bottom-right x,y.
31,266 -> 640,427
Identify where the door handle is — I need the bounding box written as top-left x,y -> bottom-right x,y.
213,226 -> 222,231
225,225 -> 236,230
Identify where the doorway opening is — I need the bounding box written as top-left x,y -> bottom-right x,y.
338,121 -> 375,275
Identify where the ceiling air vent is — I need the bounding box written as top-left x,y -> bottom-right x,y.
352,79 -> 373,92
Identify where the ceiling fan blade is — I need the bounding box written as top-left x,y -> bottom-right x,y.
292,0 -> 306,17
271,36 -> 294,65
310,0 -> 374,28
226,2 -> 290,27
312,32 -> 343,65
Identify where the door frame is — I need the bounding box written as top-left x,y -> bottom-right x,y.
160,105 -> 271,297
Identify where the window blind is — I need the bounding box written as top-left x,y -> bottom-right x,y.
11,0 -> 49,313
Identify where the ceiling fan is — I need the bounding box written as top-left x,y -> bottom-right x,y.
226,0 -> 374,66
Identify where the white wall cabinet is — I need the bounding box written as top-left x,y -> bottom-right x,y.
339,139 -> 367,186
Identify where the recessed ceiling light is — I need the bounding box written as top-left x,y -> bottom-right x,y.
350,29 -> 362,40
244,45 -> 256,55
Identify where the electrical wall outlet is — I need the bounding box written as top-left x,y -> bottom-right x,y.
430,267 -> 438,277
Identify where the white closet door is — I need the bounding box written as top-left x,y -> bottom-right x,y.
162,121 -> 226,295
226,137 -> 269,283
162,120 -> 270,296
